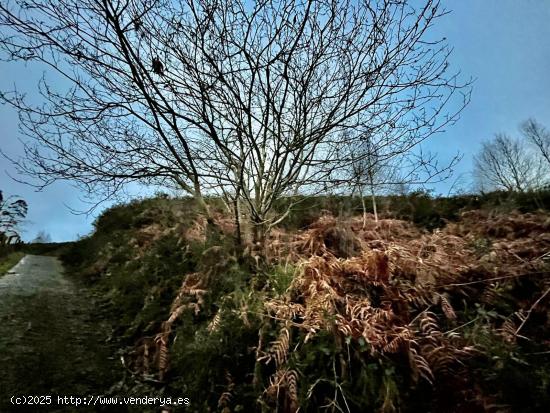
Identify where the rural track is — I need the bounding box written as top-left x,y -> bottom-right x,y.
0,255 -> 120,412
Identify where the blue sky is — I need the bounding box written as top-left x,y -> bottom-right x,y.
1,0 -> 549,242
428,0 -> 550,193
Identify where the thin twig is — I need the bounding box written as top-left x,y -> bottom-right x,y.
437,272 -> 545,288
515,287 -> 550,336
445,317 -> 479,335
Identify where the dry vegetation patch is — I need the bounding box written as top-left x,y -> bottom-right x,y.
67,201 -> 549,412
256,211 -> 550,411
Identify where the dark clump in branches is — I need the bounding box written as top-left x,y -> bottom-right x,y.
151,56 -> 163,75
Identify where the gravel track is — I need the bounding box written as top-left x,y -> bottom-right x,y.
0,255 -> 120,412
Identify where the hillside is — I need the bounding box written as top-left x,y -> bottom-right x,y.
58,194 -> 550,412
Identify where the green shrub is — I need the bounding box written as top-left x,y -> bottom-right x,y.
0,251 -> 24,275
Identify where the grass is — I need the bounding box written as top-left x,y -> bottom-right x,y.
0,252 -> 25,276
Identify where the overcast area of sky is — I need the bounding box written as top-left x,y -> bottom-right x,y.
0,0 -> 549,242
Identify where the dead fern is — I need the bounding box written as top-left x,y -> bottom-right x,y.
439,294 -> 457,320
207,309 -> 223,333
264,368 -> 300,413
155,332 -> 169,380
266,326 -> 291,367
217,371 -> 235,411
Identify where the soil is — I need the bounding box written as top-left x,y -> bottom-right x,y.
0,255 -> 121,412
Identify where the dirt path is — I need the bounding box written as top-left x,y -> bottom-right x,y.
0,255 -> 120,412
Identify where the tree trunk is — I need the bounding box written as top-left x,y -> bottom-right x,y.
233,196 -> 242,247
194,192 -> 221,244
371,187 -> 378,223
252,219 -> 267,247
361,193 -> 368,229
250,216 -> 269,267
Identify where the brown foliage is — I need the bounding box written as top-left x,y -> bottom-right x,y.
261,210 -> 549,410
127,208 -> 548,409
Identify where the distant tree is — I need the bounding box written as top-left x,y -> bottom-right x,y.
521,119 -> 550,170
474,133 -> 546,192
33,230 -> 52,244
1,0 -> 470,246
344,125 -> 460,226
0,190 -> 28,245
350,139 -> 383,224
348,137 -> 395,225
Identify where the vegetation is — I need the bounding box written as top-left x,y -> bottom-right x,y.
0,190 -> 27,247
0,190 -> 28,274
58,192 -> 550,412
0,1 -> 548,411
0,251 -> 24,276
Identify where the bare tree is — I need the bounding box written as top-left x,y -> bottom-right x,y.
350,140 -> 383,225
348,137 -> 394,225
346,129 -> 460,226
521,118 -> 550,170
32,230 -> 52,244
474,133 -> 545,192
0,190 -> 28,245
1,0 -> 469,245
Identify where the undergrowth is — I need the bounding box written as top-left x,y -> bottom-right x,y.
0,251 -> 24,276
60,194 -> 550,412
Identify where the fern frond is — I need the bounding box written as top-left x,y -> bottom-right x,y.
440,294 -> 457,320
409,347 -> 434,384
267,327 -> 290,367
207,309 -> 222,333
